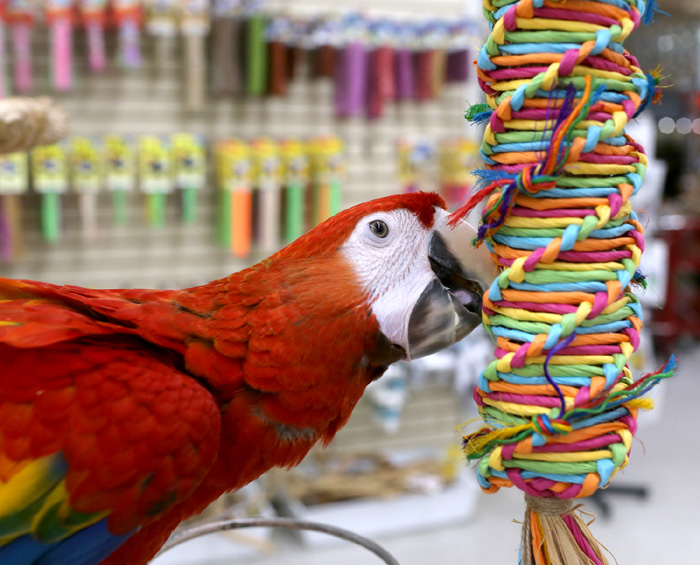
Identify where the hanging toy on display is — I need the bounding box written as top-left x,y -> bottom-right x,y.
394,22 -> 415,101
32,142 -> 68,242
366,19 -> 396,120
266,14 -> 291,97
215,138 -> 252,257
144,0 -> 177,68
80,0 -> 107,72
6,0 -> 35,94
452,1 -> 673,563
45,0 -> 74,92
244,1 -> 267,97
413,20 -> 446,102
251,137 -> 282,253
0,1 -> 10,98
0,151 -> 28,261
309,136 -> 343,226
70,136 -> 102,238
180,0 -> 210,111
210,0 -> 243,96
138,135 -> 172,229
308,15 -> 336,80
333,14 -> 368,118
171,132 -> 206,224
113,0 -> 142,68
104,134 -> 135,226
281,138 -> 308,244
445,18 -> 472,84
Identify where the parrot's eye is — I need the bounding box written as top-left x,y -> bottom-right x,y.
369,220 -> 389,238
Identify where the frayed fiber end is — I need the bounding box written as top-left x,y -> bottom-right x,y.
465,103 -> 493,125
521,496 -> 609,565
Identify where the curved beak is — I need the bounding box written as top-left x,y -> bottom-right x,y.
406,208 -> 495,360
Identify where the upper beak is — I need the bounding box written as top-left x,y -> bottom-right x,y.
406,208 -> 495,360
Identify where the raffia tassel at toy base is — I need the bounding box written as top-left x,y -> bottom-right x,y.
450,0 -> 675,563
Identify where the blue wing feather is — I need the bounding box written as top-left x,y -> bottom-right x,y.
0,519 -> 133,565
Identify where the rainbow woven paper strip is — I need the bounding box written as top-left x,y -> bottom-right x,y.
458,0 -> 674,502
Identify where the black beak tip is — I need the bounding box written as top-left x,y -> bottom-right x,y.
429,232 -> 485,313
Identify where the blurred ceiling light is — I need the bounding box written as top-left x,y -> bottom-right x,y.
657,35 -> 675,52
693,119 -> 700,134
676,117 -> 693,135
658,117 -> 675,134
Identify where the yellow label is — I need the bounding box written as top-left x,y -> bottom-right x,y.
251,138 -> 282,189
70,137 -> 102,193
281,139 -> 309,185
215,139 -> 251,191
104,135 -> 136,191
308,136 -> 344,182
0,153 -> 29,195
32,144 -> 68,194
171,133 -> 206,189
138,135 -> 173,194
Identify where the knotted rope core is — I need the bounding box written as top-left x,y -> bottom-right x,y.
524,494 -> 574,516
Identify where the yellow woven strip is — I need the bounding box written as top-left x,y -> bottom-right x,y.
534,262 -> 625,272
522,355 -> 617,365
515,18 -> 606,34
512,451 -> 613,463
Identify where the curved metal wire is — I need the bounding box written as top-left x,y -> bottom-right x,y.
157,516 -> 400,565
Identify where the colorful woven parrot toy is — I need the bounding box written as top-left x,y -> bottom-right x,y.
0,191 -> 494,565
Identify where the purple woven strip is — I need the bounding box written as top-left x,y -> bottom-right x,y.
530,434 -> 621,453
513,109 -> 613,122
491,300 -> 578,315
534,7 -> 619,28
579,154 -> 637,165
485,392 -> 564,408
557,250 -> 633,261
563,514 -> 606,565
498,250 -> 633,264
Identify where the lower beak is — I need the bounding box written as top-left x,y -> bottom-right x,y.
407,209 -> 495,360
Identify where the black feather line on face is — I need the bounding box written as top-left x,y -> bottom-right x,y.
360,330 -> 406,381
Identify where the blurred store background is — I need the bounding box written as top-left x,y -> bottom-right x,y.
0,0 -> 698,563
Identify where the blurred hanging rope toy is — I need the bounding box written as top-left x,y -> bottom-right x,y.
451,0 -> 674,563
0,97 -> 68,153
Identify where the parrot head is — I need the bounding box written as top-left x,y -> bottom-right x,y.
279,191 -> 495,363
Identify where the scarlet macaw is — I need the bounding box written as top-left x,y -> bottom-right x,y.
0,192 -> 493,564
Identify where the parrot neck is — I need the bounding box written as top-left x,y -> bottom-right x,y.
170,257 -> 403,477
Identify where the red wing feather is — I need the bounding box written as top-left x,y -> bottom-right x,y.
0,339 -> 221,541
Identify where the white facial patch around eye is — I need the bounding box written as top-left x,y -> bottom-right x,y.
340,208 -> 437,351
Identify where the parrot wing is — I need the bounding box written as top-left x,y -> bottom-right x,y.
0,284 -> 126,350
0,320 -> 221,564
